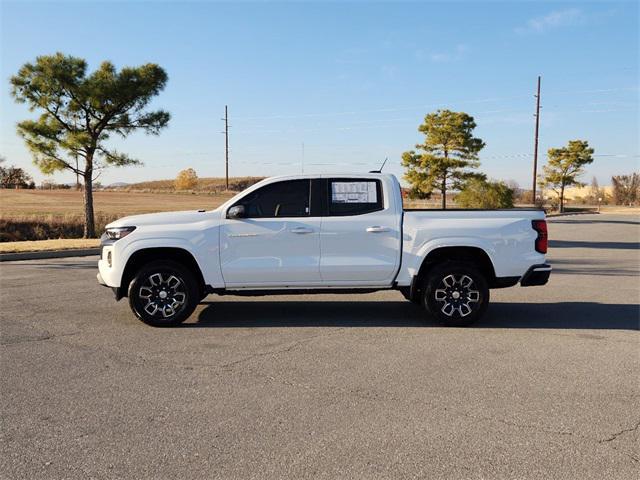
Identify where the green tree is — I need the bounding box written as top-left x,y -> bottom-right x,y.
456,178 -> 514,209
10,53 -> 170,237
175,168 -> 198,190
402,109 -> 485,208
539,140 -> 594,213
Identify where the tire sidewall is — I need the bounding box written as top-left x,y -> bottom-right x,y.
423,262 -> 489,327
128,260 -> 199,327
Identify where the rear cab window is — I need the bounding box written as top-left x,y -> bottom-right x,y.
326,178 -> 383,216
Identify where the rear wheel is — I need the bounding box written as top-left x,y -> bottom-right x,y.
423,261 -> 489,327
128,260 -> 199,327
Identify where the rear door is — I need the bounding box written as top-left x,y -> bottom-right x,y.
220,179 -> 322,286
319,177 -> 401,284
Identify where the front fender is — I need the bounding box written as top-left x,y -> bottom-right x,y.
99,233 -> 223,289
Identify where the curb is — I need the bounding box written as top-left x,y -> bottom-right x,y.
547,211 -> 599,218
0,248 -> 100,262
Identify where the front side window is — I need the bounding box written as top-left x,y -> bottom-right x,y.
233,179 -> 310,218
328,179 -> 383,216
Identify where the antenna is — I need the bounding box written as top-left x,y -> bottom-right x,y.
369,157 -> 388,174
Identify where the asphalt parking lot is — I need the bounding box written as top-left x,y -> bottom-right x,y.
1,213 -> 638,479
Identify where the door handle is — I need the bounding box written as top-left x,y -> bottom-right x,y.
290,227 -> 314,234
366,226 -> 390,233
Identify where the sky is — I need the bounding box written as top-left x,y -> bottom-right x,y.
1,0 -> 638,187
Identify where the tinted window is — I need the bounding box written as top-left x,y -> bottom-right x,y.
327,179 -> 383,216
233,180 -> 310,218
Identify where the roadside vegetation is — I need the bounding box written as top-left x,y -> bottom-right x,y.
124,175 -> 264,193
0,189 -> 234,242
456,179 -> 515,209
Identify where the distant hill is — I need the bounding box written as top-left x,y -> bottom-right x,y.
107,182 -> 130,188
119,176 -> 265,193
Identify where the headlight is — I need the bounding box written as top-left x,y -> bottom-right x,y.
105,226 -> 136,240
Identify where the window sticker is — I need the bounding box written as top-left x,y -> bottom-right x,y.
331,181 -> 377,203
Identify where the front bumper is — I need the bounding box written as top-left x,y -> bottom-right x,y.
97,271 -> 124,300
97,234 -> 124,300
520,264 -> 552,287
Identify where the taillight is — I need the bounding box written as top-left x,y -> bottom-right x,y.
532,220 -> 548,254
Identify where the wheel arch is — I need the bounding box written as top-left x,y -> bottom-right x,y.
121,247 -> 206,298
410,246 -> 498,301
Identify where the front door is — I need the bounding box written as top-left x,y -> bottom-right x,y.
220,179 -> 322,287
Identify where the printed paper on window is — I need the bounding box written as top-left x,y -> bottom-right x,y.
331,182 -> 377,203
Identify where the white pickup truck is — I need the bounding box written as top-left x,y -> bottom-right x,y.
97,173 -> 550,327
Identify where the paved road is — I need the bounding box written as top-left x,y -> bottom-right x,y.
1,214 -> 638,479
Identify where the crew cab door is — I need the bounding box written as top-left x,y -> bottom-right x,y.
319,177 -> 401,284
220,179 -> 322,286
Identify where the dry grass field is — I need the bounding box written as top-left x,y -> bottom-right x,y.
1,189 -> 234,217
0,189 -> 236,242
0,238 -> 100,254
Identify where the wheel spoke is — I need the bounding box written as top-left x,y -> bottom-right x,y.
460,275 -> 473,288
172,292 -> 186,304
468,290 -> 480,302
442,275 -> 455,288
441,303 -> 455,317
149,273 -> 163,287
139,286 -> 153,299
434,289 -> 448,301
144,301 -> 158,316
167,275 -> 182,290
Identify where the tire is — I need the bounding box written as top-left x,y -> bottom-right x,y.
422,261 -> 489,327
128,260 -> 199,327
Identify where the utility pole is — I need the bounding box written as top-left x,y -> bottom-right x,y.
223,105 -> 229,190
532,75 -> 541,206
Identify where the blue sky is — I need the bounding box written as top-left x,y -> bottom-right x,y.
1,0 -> 638,187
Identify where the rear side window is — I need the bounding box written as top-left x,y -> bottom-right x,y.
234,179 -> 310,218
327,179 -> 383,216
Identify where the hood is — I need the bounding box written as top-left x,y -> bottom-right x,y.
106,210 -> 211,229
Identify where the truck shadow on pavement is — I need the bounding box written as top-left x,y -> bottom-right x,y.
194,301 -> 639,330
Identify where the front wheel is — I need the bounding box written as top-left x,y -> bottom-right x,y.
423,261 -> 489,327
128,260 -> 199,327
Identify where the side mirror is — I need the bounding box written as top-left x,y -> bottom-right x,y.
227,205 -> 245,219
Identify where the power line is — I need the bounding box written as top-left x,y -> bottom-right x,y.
233,87 -> 638,122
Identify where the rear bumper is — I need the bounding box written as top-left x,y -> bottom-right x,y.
520,264 -> 552,287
